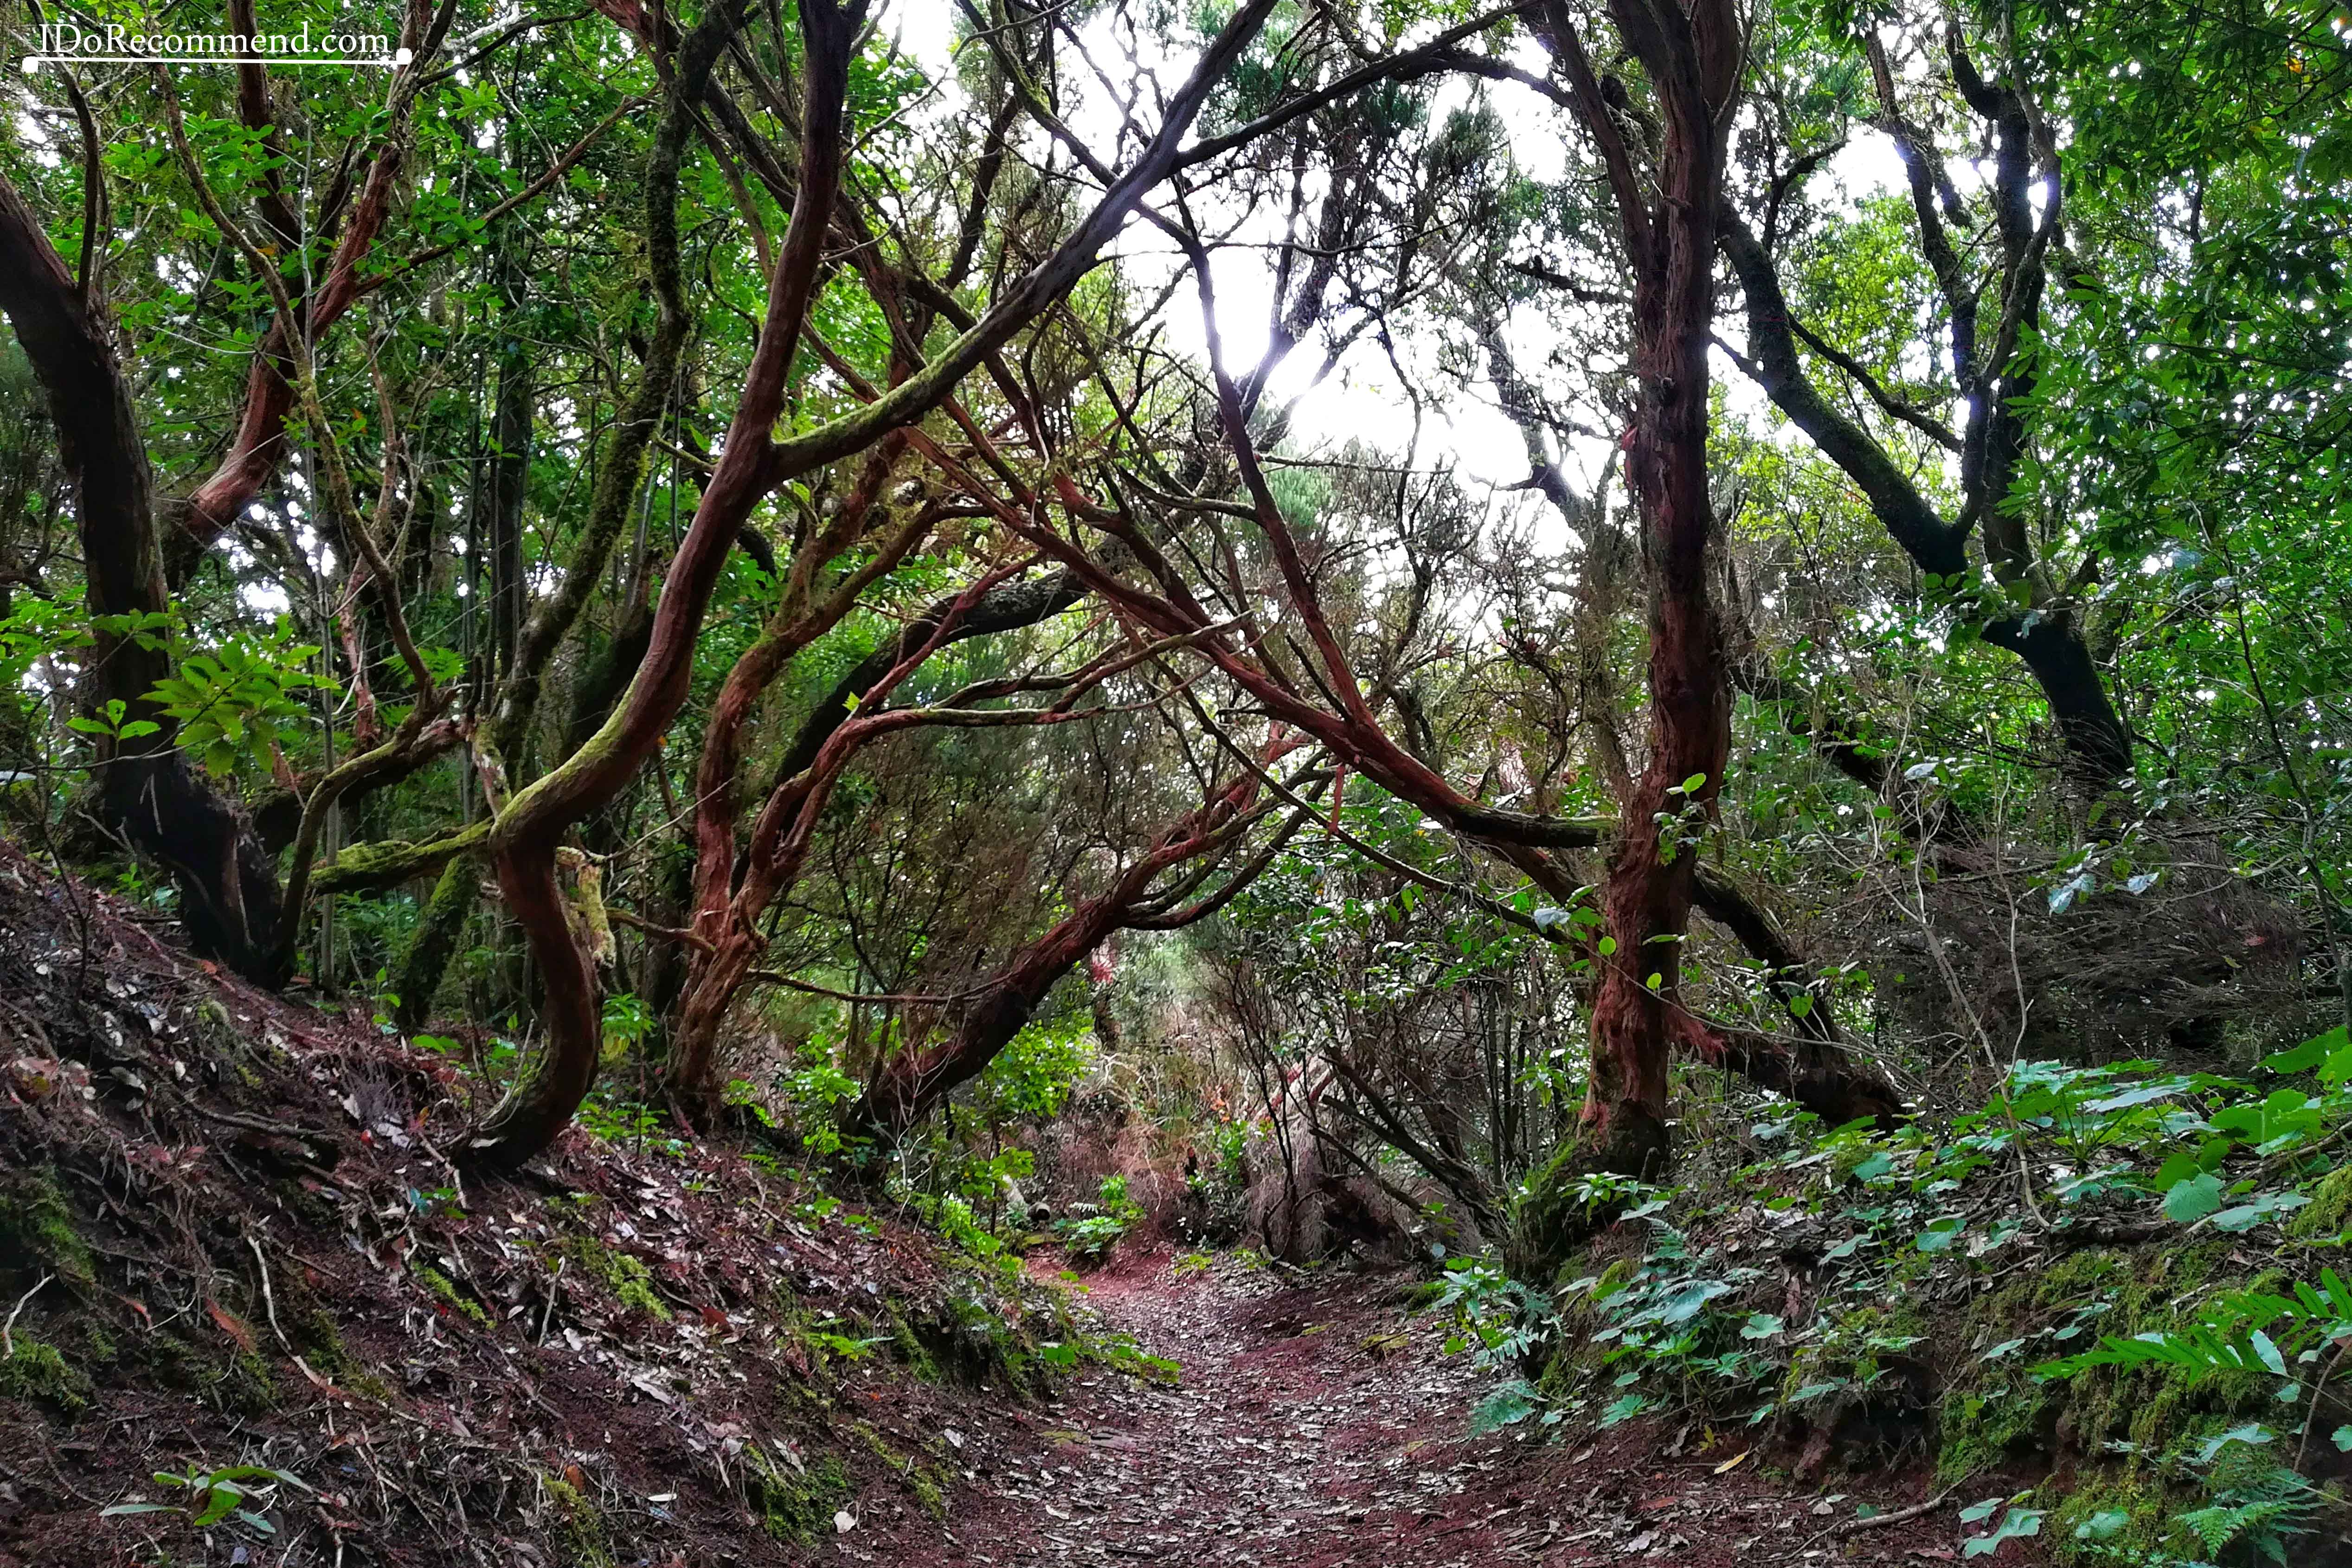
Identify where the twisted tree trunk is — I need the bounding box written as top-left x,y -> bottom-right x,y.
464,0 -> 1285,1169
1530,0 -> 1743,1178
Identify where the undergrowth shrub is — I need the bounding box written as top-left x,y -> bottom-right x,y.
1436,1029 -> 2352,1558
1055,1175 -> 1144,1264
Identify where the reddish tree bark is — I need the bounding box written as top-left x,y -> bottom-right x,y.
848,745 -> 1300,1142
466,0 -> 1288,1169
1526,0 -> 1745,1176
168,0 -> 451,584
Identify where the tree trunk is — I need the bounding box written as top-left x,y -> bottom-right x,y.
0,170 -> 286,982
393,852 -> 479,1033
467,0 -> 1283,1168
486,313 -> 533,698
1533,0 -> 1743,1181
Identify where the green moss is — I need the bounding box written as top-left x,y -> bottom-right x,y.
884,1303 -> 942,1382
1506,1139 -> 1601,1282
134,1330 -> 276,1414
541,1473 -> 613,1567
293,1308 -> 356,1376
415,1266 -> 493,1326
0,1337 -> 91,1414
847,1418 -> 905,1467
141,1332 -> 207,1391
2036,1467 -> 2175,1565
1934,1242 -> 2273,1502
0,1172 -> 96,1289
907,1465 -> 947,1519
564,1238 -> 671,1321
221,1349 -> 279,1414
2287,1163 -> 2352,1243
745,1446 -> 850,1543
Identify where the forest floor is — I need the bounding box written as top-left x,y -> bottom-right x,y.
878,1245 -> 2031,1568
0,844 -> 2048,1567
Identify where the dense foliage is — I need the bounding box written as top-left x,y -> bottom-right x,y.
4,0 -> 2349,1556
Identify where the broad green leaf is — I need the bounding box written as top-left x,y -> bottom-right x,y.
2163,1173 -> 2223,1223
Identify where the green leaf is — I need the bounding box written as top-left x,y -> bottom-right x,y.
2074,1510 -> 2129,1541
1469,1380 -> 1540,1435
2163,1173 -> 2224,1223
2211,1191 -> 2309,1232
1599,1393 -> 1647,1426
1964,1505 -> 2044,1556
193,1481 -> 249,1527
1916,1215 -> 1966,1253
1656,1279 -> 1733,1324
2192,1424 -> 2275,1463
2258,1026 -> 2343,1074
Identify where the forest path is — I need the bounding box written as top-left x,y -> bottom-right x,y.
866,1247 -> 1983,1568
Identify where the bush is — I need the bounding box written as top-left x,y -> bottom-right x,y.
1055,1175 -> 1143,1264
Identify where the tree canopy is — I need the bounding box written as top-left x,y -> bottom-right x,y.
3,0 -> 2346,1206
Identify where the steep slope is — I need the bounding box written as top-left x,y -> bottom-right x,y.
0,844 -> 1094,1565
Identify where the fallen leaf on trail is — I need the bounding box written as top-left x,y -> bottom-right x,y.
292,1355 -> 353,1402
945,1428 -> 965,1449
1714,1451 -> 1750,1474
834,1510 -> 857,1533
206,1296 -> 256,1353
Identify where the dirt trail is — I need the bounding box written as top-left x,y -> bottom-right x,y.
867,1247 -> 2005,1568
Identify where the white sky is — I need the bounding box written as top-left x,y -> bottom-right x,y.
880,0 -> 1916,510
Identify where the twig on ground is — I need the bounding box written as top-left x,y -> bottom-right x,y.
248,1233 -> 293,1354
1838,1481 -> 1962,1536
539,1256 -> 567,1345
2,1273 -> 53,1359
